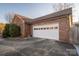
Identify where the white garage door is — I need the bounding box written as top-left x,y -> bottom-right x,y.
32,23 -> 59,40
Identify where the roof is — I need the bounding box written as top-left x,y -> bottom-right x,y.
14,14 -> 32,23
12,8 -> 72,24
33,8 -> 72,21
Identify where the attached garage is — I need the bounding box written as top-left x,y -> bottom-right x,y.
33,23 -> 59,40
32,8 -> 72,43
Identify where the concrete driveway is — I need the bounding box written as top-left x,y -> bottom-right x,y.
0,38 -> 4,41
0,38 -> 78,56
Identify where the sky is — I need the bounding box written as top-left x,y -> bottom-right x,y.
0,3 -> 55,23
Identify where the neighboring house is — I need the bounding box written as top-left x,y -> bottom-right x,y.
12,8 -> 73,43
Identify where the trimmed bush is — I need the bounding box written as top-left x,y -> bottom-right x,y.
2,24 -> 21,38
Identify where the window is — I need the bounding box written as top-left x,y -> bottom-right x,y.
39,28 -> 40,30
41,28 -> 43,30
54,27 -> 58,29
47,27 -> 49,30
37,28 -> 38,30
34,28 -> 36,30
50,27 -> 53,29
44,28 -> 46,30
34,28 -> 38,30
34,27 -> 56,30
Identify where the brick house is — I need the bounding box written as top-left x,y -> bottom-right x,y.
12,8 -> 73,43
11,14 -> 32,37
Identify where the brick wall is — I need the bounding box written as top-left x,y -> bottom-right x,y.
12,15 -> 32,37
12,16 -> 26,37
32,14 -> 72,43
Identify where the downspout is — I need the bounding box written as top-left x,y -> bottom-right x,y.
68,15 -> 73,43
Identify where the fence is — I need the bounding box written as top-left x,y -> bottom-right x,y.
70,23 -> 79,44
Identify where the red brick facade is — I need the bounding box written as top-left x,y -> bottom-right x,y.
12,8 -> 73,43
12,14 -> 32,37
32,15 -> 72,43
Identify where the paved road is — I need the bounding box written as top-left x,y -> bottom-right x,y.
0,38 -> 78,56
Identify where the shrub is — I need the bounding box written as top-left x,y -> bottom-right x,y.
2,24 -> 21,38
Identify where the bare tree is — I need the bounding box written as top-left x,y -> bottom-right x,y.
52,3 -> 73,12
5,12 -> 15,23
4,12 -> 15,38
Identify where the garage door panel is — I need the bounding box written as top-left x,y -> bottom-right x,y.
33,23 -> 59,40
